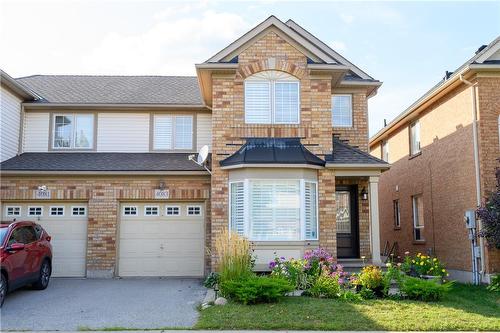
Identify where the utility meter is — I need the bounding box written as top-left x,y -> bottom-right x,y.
464,210 -> 476,229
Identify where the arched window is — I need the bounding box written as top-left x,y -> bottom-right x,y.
244,70 -> 300,124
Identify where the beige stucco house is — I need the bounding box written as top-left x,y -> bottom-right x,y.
1,16 -> 388,278
370,37 -> 500,282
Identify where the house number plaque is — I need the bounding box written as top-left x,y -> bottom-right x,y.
154,189 -> 170,199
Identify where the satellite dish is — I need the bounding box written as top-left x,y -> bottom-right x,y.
197,145 -> 209,165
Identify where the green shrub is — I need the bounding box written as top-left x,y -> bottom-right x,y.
359,287 -> 376,299
358,265 -> 384,293
487,274 -> 500,292
401,252 -> 448,278
270,257 -> 309,290
220,276 -> 293,304
400,276 -> 453,301
338,290 -> 363,302
309,275 -> 341,298
203,272 -> 220,289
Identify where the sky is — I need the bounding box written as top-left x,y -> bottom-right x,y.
1,0 -> 499,136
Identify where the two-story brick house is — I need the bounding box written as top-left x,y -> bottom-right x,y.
1,16 -> 388,278
370,36 -> 500,282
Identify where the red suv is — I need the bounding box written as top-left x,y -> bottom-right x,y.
0,221 -> 52,307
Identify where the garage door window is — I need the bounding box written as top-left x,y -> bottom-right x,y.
72,206 -> 86,216
166,206 -> 180,216
50,207 -> 65,216
123,206 -> 138,216
187,206 -> 202,216
144,206 -> 159,216
28,206 -> 43,216
6,206 -> 21,217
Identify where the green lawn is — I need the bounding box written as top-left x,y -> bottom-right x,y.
196,284 -> 500,331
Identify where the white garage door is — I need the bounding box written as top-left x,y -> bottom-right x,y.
118,202 -> 204,277
1,202 -> 88,277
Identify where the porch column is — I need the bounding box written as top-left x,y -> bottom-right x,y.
369,176 -> 382,265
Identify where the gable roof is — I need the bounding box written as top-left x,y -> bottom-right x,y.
370,35 -> 500,146
220,138 -> 325,168
16,75 -> 203,105
327,137 -> 389,167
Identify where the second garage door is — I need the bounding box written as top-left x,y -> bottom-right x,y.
118,202 -> 205,277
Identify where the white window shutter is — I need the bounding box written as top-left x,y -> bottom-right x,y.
230,182 -> 245,236
274,82 -> 299,124
154,115 -> 173,150
174,116 -> 193,149
245,81 -> 271,124
304,181 -> 318,240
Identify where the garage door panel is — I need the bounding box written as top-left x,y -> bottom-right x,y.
1,202 -> 87,278
118,203 -> 204,277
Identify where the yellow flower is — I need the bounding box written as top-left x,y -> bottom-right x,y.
442,269 -> 446,273
412,260 -> 415,263
417,253 -> 422,257
433,258 -> 437,262
420,262 -> 424,266
430,267 -> 433,270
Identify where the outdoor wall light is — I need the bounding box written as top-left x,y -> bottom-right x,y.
361,187 -> 368,201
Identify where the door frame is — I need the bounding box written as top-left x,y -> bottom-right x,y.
336,185 -> 360,259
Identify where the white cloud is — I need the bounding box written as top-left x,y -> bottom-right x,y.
339,13 -> 354,24
330,40 -> 347,52
82,10 -> 251,75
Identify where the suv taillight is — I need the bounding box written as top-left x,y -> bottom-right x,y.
46,236 -> 51,242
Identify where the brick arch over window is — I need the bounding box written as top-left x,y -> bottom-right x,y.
237,58 -> 306,80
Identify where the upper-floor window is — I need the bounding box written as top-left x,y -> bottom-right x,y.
409,121 -> 421,156
381,140 -> 389,162
53,114 -> 94,149
244,71 -> 300,124
332,94 -> 352,127
153,114 -> 193,150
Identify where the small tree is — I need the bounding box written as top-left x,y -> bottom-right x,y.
477,167 -> 500,249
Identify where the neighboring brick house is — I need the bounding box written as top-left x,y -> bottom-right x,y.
1,16 -> 388,278
370,37 -> 500,283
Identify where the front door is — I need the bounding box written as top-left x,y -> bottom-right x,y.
336,186 -> 359,258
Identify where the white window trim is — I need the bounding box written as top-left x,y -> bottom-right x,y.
187,205 -> 203,216
28,206 -> 44,217
71,206 -> 87,216
122,205 -> 138,216
332,94 -> 353,128
153,114 -> 194,151
52,113 -> 95,150
228,179 -> 319,241
50,206 -> 65,217
144,205 -> 160,216
244,79 -> 300,125
5,206 -> 21,217
165,205 -> 181,216
412,195 -> 424,240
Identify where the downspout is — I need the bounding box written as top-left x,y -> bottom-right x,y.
459,74 -> 485,281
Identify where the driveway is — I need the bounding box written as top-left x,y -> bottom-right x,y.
1,278 -> 206,330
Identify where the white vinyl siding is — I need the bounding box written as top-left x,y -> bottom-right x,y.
410,121 -> 421,155
1,87 -> 22,161
97,113 -> 149,152
153,115 -> 193,150
229,179 -> 318,241
23,112 -> 50,152
332,94 -> 353,127
196,113 -> 212,151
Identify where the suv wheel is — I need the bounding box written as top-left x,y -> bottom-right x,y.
33,260 -> 51,290
0,273 -> 7,308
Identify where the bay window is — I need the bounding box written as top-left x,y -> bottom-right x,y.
244,71 -> 300,124
229,179 -> 318,241
153,114 -> 193,150
53,114 -> 94,149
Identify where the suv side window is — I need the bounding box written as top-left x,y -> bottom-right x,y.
34,225 -> 43,239
22,227 -> 37,244
8,228 -> 25,246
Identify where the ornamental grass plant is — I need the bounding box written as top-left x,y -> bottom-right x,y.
212,229 -> 254,283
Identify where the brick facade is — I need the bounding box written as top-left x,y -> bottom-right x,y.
1,175 -> 211,276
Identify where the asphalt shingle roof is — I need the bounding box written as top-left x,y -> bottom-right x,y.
220,138 -> 325,167
327,137 -> 388,165
0,153 -> 208,172
16,75 -> 203,105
